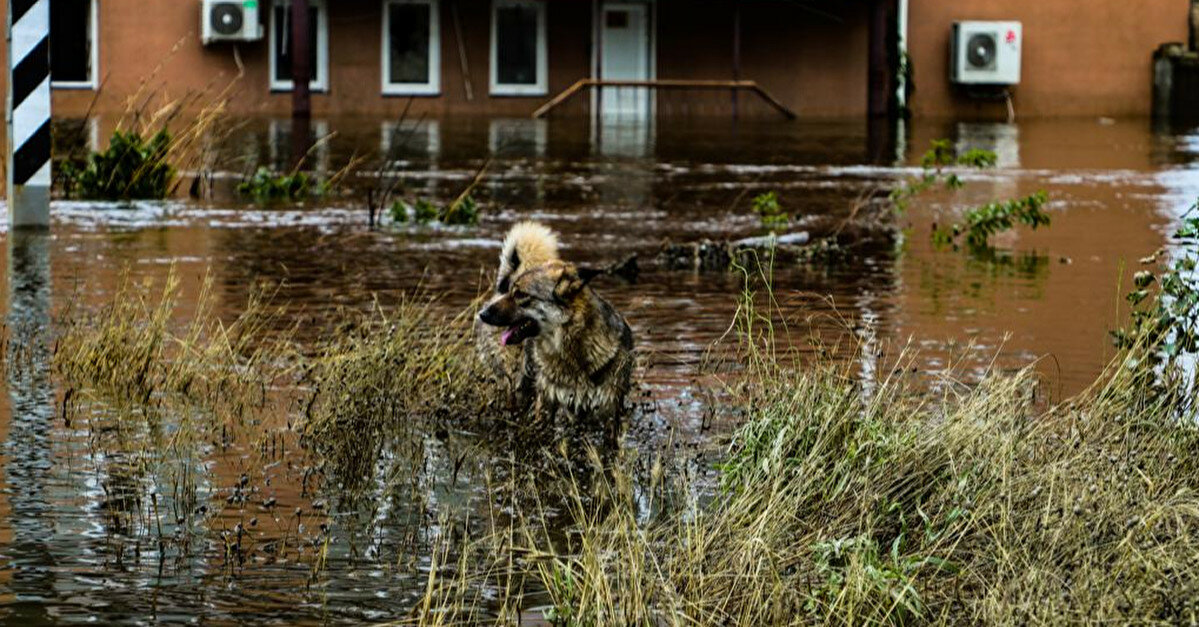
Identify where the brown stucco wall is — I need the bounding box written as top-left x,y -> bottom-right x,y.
0,0 -> 1189,120
906,0 -> 1190,119
655,0 -> 870,118
0,0 -> 594,118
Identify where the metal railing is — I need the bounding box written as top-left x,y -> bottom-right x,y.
532,79 -> 798,120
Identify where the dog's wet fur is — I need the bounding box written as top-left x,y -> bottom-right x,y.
475,222 -> 560,403
477,223 -> 634,428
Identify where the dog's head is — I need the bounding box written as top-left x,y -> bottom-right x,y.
496,221 -> 559,295
478,260 -> 603,346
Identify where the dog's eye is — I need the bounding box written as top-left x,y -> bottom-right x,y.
512,290 -> 531,302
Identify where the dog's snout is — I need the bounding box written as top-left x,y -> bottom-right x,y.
478,305 -> 501,327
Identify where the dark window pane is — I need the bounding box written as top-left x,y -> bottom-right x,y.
606,10 -> 628,29
50,0 -> 91,83
388,3 -> 431,84
274,5 -> 320,84
496,5 -> 538,86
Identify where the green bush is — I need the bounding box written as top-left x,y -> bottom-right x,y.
62,129 -> 176,201
752,191 -> 788,228
1113,199 -> 1199,373
388,194 -> 480,226
237,167 -> 323,204
933,191 -> 1052,250
890,139 -> 1000,212
442,193 -> 479,226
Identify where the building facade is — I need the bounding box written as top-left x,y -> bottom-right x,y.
0,0 -> 1191,120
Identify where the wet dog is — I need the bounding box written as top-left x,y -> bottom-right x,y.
475,222 -> 561,405
478,259 -> 634,425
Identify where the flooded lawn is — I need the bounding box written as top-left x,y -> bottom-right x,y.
1,115 -> 1198,622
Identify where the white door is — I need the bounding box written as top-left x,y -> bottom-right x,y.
600,3 -> 650,118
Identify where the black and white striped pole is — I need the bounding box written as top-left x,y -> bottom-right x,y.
6,0 -> 52,229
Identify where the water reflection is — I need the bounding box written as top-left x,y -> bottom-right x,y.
488,118 -> 547,157
267,118 -> 331,174
381,119 -> 441,162
593,117 -> 654,159
956,122 -> 1021,169
2,231 -> 54,622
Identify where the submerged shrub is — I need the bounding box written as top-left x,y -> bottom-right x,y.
752,191 -> 789,228
890,139 -> 997,212
933,190 -> 1052,250
1112,199 -> 1199,404
62,129 -> 176,200
387,193 -> 480,226
238,167 -> 323,204
442,193 -> 479,226
389,198 -> 438,224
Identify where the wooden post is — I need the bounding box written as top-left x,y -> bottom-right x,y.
594,0 -> 604,122
1191,0 -> 1199,51
7,0 -> 52,229
290,0 -> 312,168
290,0 -> 311,119
867,0 -> 898,119
732,0 -> 741,119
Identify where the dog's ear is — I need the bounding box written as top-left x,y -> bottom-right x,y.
577,265 -> 605,286
496,250 -> 520,293
554,264 -> 589,301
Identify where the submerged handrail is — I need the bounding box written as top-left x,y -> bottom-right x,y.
532,78 -> 798,120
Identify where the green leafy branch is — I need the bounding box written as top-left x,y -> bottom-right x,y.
933,191 -> 1052,250
1112,201 -> 1199,368
890,139 -> 998,212
752,191 -> 788,229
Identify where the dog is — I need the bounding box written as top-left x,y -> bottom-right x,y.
475,222 -> 561,404
478,258 -> 634,426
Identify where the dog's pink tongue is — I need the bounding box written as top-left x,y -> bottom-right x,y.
501,326 -> 517,346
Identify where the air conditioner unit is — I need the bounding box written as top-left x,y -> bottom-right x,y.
951,21 -> 1022,86
202,0 -> 263,45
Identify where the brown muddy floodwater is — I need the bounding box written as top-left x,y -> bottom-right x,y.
0,115 -> 1198,623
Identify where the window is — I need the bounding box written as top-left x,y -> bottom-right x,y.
382,0 -> 440,95
490,0 -> 546,96
270,0 -> 329,92
50,0 -> 98,89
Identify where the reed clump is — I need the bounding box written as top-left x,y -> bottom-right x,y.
298,299 -> 504,491
53,269 -> 295,421
412,291 -> 1199,625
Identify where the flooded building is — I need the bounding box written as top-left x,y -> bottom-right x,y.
0,0 -> 1192,120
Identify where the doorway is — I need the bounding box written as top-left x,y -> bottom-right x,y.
599,3 -> 652,118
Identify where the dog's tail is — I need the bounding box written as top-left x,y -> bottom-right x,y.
498,222 -> 560,287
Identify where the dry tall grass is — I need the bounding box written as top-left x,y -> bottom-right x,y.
408,285 -> 1199,626
44,269 -> 1199,625
298,298 -> 503,492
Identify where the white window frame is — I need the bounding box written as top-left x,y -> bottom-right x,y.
50,0 -> 100,90
269,0 -> 330,93
381,0 -> 441,96
489,0 -> 547,96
